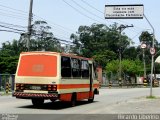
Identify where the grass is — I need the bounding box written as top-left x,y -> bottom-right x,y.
146,95 -> 157,99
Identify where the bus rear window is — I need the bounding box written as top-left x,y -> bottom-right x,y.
17,55 -> 57,77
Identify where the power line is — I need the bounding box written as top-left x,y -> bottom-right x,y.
0,21 -> 27,28
0,3 -> 74,46
81,0 -> 104,14
0,3 -> 74,35
0,12 -> 27,21
30,33 -> 73,44
33,15 -> 75,42
31,34 -> 74,46
0,3 -> 73,42
62,1 -> 142,43
34,14 -> 75,33
0,24 -> 26,32
0,8 -> 27,16
64,0 -> 141,39
0,11 -> 28,19
62,0 -> 102,23
0,1 -> 144,45
80,0 -> 147,31
71,0 -> 105,21
33,14 -> 75,40
32,17 -> 73,40
54,34 -> 71,40
54,37 -> 73,44
0,4 -> 28,14
0,3 -> 75,33
0,29 -> 23,34
64,0 -> 147,33
0,2 -> 75,41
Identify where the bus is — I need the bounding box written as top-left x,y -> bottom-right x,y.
13,52 -> 99,107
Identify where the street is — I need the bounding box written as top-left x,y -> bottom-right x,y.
0,88 -> 160,114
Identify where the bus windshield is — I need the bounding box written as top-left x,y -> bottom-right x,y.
17,55 -> 57,77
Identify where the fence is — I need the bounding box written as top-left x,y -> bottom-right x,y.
0,74 -> 15,92
101,72 -> 143,87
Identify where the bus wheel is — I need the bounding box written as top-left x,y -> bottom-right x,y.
50,99 -> 56,103
32,98 -> 44,107
88,93 -> 94,103
71,94 -> 76,107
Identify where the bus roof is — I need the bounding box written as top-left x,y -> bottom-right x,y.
20,51 -> 58,55
60,53 -> 92,61
20,51 -> 93,61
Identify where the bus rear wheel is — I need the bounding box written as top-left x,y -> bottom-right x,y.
50,99 -> 56,103
32,98 -> 44,107
71,94 -> 76,107
88,93 -> 94,103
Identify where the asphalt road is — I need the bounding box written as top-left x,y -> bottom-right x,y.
0,87 -> 160,115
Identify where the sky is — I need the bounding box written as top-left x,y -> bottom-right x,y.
0,0 -> 159,48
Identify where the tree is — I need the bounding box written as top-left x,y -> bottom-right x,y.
0,20 -> 63,74
122,59 -> 143,76
92,50 -> 116,69
123,46 -> 138,60
139,31 -> 153,47
0,56 -> 18,74
138,31 -> 154,72
106,59 -> 143,82
71,23 -> 131,67
19,20 -> 61,51
0,40 -> 22,57
105,60 -> 119,74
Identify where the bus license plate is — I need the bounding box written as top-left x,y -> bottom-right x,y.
31,86 -> 41,90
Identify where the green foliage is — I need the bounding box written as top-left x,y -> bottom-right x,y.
0,20 -> 64,74
1,22 -> 160,77
122,59 -> 143,76
106,59 -> 143,76
139,31 -> 153,46
0,40 -> 21,57
105,60 -> 119,74
154,63 -> 160,73
123,47 -> 137,60
71,23 -> 131,67
19,20 -> 61,51
92,50 -> 116,68
0,56 -> 19,74
146,96 -> 157,99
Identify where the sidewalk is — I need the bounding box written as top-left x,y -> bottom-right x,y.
104,96 -> 160,114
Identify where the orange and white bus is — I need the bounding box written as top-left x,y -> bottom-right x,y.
13,52 -> 99,106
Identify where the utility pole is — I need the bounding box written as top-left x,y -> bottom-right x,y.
117,24 -> 134,86
27,0 -> 33,51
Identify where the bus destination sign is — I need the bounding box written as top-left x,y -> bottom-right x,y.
105,4 -> 144,19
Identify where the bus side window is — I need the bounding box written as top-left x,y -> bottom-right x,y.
61,56 -> 71,78
81,60 -> 89,78
71,58 -> 81,78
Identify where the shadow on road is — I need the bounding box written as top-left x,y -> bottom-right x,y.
18,100 -> 98,110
